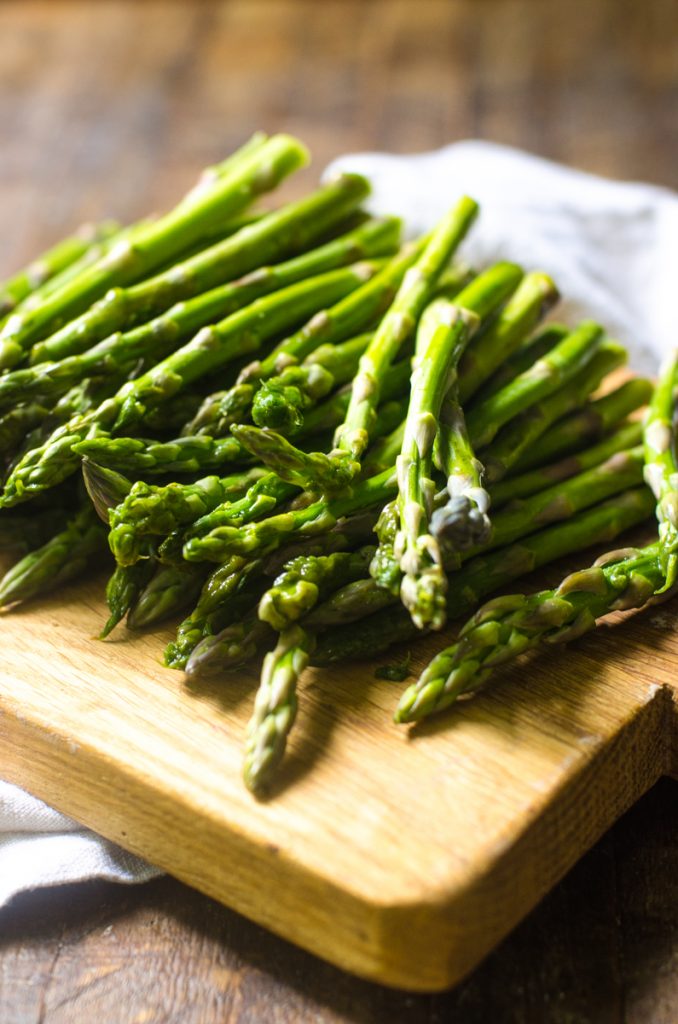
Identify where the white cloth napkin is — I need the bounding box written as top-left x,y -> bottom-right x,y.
2,140 -> 676,909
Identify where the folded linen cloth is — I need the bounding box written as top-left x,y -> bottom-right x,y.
2,140 -> 676,908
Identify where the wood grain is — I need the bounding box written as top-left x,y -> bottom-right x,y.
0,0 -> 676,1015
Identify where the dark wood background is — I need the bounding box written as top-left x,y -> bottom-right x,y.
1,1 -> 676,1020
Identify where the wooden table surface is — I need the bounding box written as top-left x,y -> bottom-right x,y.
0,0 -> 676,1020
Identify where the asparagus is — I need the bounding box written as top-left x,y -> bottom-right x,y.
0,219 -> 397,409
81,458 -> 133,521
0,505 -> 107,608
510,377 -> 653,473
108,469 -> 265,565
643,347 -> 678,589
0,403 -> 50,456
185,612 -> 275,677
127,561 -> 209,629
0,134 -> 309,369
183,472 -> 298,540
396,542 -> 666,722
490,420 -> 644,507
457,272 -> 560,403
0,263 -> 377,505
100,554 -> 157,638
330,199 -> 480,480
473,324 -> 568,402
170,514 -> 381,669
182,465 -> 397,563
234,262 -> 523,494
188,238 -> 430,435
258,546 -> 375,630
0,221 -> 119,319
30,172 -> 377,368
243,624 -> 315,793
311,487 -> 655,664
0,509 -> 70,553
74,434 -> 252,476
465,321 -> 604,449
395,304 -> 478,629
481,341 -> 628,483
250,333 -> 373,434
112,261 -> 381,431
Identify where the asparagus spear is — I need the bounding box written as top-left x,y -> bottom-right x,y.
29,173 -> 378,368
330,198 -> 480,481
643,347 -> 678,589
395,304 -> 478,629
127,561 -> 209,629
465,321 -> 604,449
510,376 -> 653,473
108,469 -> 265,565
396,542 -> 666,723
232,262 -> 523,493
185,612 -> 275,677
81,458 -> 133,521
311,487 -> 655,664
187,239 -> 430,435
183,472 -> 298,540
112,261 -> 381,431
250,333 -> 373,434
0,134 -> 309,368
490,420 -> 644,507
457,272 -> 559,402
0,219 -> 397,410
243,624 -> 315,793
481,341 -> 628,483
74,434 -> 251,476
472,323 -> 568,401
170,514 -> 380,669
182,465 -> 397,563
0,505 -> 107,608
100,553 -> 157,638
0,221 -> 119,319
258,546 -> 375,630
0,263 -> 377,505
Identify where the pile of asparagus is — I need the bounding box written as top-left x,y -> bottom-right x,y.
1,132 -> 675,794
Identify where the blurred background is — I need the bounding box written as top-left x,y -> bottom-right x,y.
1,2 -> 676,1022
2,0 -> 676,272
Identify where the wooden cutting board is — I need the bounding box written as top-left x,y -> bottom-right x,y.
0,556 -> 676,992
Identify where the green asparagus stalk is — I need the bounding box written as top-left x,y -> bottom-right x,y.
250,333 -> 373,434
395,304 -> 478,629
29,173 -> 377,368
643,348 -> 678,589
258,546 -> 375,630
185,612 -> 275,677
0,403 -> 51,456
0,263 -> 378,505
311,487 -> 655,664
396,542 -> 666,723
510,377 -> 653,473
465,321 -> 604,449
472,323 -> 568,402
112,261 -> 381,431
331,198 -> 480,480
182,465 -> 397,563
127,560 -> 209,629
490,420 -> 644,508
108,469 -> 266,565
481,341 -> 628,483
183,472 -> 299,540
457,272 -> 560,402
0,219 -> 397,410
0,221 -> 119,319
0,505 -> 107,608
81,458 -> 133,521
74,434 -> 252,476
188,238 -> 430,435
0,134 -> 309,368
243,624 -> 316,793
100,553 -> 157,638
